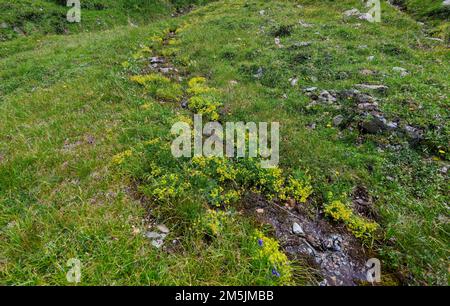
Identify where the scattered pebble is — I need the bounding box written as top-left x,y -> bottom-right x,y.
292,222 -> 305,235
289,77 -> 299,87
355,84 -> 388,93
392,66 -> 409,77
274,37 -> 283,48
157,224 -> 170,233
333,115 -> 344,127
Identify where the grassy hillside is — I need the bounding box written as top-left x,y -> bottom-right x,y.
392,0 -> 450,41
0,0 -> 448,285
0,0 -> 214,42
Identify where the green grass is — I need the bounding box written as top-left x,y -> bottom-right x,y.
0,0 -> 216,42
392,0 -> 450,41
0,0 -> 449,285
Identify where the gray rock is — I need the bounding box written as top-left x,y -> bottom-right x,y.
360,69 -> 376,76
343,8 -> 361,17
181,98 -> 189,109
157,224 -> 170,233
292,222 -> 304,235
159,67 -> 173,74
307,122 -> 316,130
289,77 -> 299,87
359,13 -> 373,22
323,234 -> 343,252
333,115 -> 345,127
318,90 -> 337,104
355,93 -> 375,104
393,66 -> 409,77
355,84 -> 388,93
150,56 -> 165,64
360,115 -> 388,134
151,239 -> 165,248
357,102 -> 378,111
298,20 -> 313,28
385,121 -> 398,130
0,22 -> 8,29
145,231 -> 162,239
403,125 -> 423,142
13,26 -> 25,35
293,41 -> 311,48
303,87 -> 318,93
253,67 -> 264,79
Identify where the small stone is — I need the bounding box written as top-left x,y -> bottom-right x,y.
393,66 -> 409,77
307,122 -> 316,130
145,231 -> 162,239
403,125 -> 423,142
333,115 -> 344,127
303,87 -> 317,93
298,20 -> 313,28
254,67 -> 264,79
360,69 -> 375,76
357,102 -> 378,111
330,234 -> 343,251
256,208 -> 264,214
386,121 -> 398,130
343,8 -> 361,17
159,67 -> 173,74
181,98 -> 189,109
359,13 -> 373,22
439,166 -> 448,175
318,90 -> 337,104
259,10 -> 265,16
157,224 -> 170,233
360,115 -> 388,134
292,222 -> 304,235
289,77 -> 299,87
0,22 -> 8,29
13,26 -> 25,35
274,37 -> 283,48
150,57 -> 165,64
293,41 -> 311,48
151,239 -> 164,248
355,84 -> 388,93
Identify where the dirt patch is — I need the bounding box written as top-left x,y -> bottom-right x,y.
241,193 -> 374,286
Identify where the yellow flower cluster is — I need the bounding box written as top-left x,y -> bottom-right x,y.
131,73 -> 183,102
132,46 -> 152,60
150,35 -> 163,45
131,73 -> 171,86
254,230 -> 293,285
187,77 -> 222,121
145,171 -> 191,202
191,156 -> 313,207
112,150 -> 132,165
324,200 -> 378,239
283,177 -> 313,203
196,209 -> 229,236
209,186 -> 241,206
